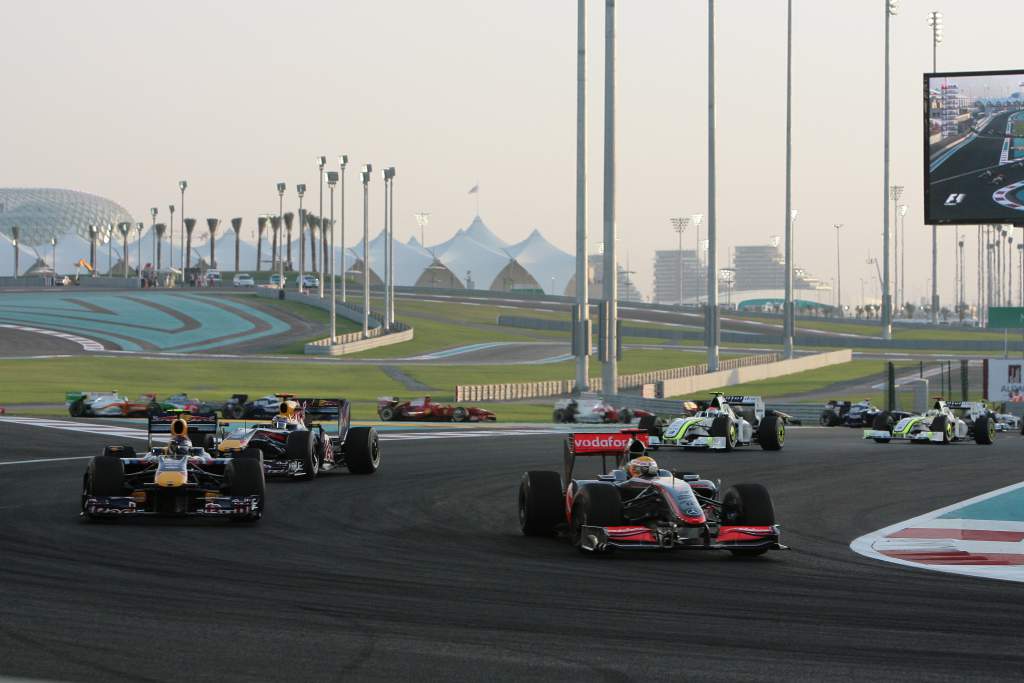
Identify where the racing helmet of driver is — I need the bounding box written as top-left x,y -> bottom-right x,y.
169,434 -> 192,454
626,454 -> 659,478
271,414 -> 300,430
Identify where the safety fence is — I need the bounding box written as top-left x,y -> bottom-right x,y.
454,352 -> 781,402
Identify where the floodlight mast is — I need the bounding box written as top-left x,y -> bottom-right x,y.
927,9 -> 943,323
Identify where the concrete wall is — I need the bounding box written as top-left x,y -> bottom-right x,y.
305,327 -> 414,356
658,349 -> 852,398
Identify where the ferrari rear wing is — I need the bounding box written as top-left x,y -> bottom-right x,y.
147,413 -> 218,448
563,430 -> 650,486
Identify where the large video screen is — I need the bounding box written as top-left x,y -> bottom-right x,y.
924,69 -> 1024,225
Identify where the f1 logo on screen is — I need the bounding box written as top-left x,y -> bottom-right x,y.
944,193 -> 965,206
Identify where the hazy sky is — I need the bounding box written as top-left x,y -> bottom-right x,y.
2,0 -> 1021,304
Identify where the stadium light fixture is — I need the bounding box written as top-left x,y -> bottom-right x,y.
325,171 -> 340,342
178,181 -> 188,274
360,165 -> 372,338
296,184 -> 307,295
276,182 -> 286,296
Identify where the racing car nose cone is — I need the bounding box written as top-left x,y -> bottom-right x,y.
155,471 -> 187,488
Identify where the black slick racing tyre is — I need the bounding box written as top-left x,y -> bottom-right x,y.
518,471 -> 563,536
570,484 -> 622,552
638,414 -> 663,439
721,483 -> 775,557
344,427 -> 380,474
225,456 -> 265,522
818,411 -> 831,427
452,407 -> 469,422
758,416 -> 785,451
709,415 -> 736,451
871,411 -> 893,443
974,415 -> 995,445
553,408 -> 566,423
69,398 -> 85,418
89,455 -> 124,497
222,403 -> 240,419
930,415 -> 952,444
378,406 -> 396,421
286,430 -> 318,480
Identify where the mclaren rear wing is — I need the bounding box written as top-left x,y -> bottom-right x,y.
147,413 -> 218,449
563,430 -> 650,486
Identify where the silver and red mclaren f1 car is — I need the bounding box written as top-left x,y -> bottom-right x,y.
80,413 -> 264,521
518,429 -> 785,556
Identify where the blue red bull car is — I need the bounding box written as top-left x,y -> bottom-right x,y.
518,429 -> 785,556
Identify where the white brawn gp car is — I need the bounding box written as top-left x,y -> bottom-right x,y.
647,394 -> 787,452
863,399 -> 994,445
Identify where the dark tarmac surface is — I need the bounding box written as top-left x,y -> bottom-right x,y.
2,423 -> 1024,681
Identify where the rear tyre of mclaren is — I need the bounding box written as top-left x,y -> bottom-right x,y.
518,471 -> 563,536
974,415 -> 995,445
344,427 -> 381,474
871,412 -> 893,443
226,456 -> 265,522
571,484 -> 622,553
286,430 -> 318,480
721,483 -> 775,557
758,416 -> 785,451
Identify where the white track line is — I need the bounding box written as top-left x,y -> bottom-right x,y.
0,324 -> 105,351
0,456 -> 92,467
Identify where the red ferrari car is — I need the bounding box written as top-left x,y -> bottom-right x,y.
377,396 -> 496,422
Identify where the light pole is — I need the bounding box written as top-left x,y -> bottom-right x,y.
339,155 -> 349,303
888,184 -> 904,322
783,0 -> 794,357
834,223 -> 843,317
575,0 -> 589,392
898,204 -> 908,311
325,171 -> 339,342
276,182 -> 286,298
317,156 -> 326,298
382,166 -> 395,330
118,223 -> 130,277
168,204 -> 175,270
1018,242 -> 1023,309
601,0 -> 620,388
958,237 -> 965,319
704,0 -> 719,370
1009,235 -> 1015,307
784,209 -> 797,353
149,207 -> 158,272
691,213 -> 704,301
928,9 -> 943,320
387,167 -> 396,327
50,237 -> 56,278
670,217 -> 689,306
882,0 -> 899,338
178,180 -> 187,272
361,165 -> 372,338
296,185 -> 306,294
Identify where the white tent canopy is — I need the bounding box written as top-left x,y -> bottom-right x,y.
507,229 -> 575,295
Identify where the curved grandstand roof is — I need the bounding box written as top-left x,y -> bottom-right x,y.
0,188 -> 135,247
507,229 -> 575,295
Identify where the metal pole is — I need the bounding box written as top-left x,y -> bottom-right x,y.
930,13 -> 940,323
297,188 -> 305,295
341,160 -> 347,303
362,166 -> 372,338
318,157 -> 326,298
575,0 -> 590,393
383,172 -> 391,330
601,0 -> 618,389
329,178 -> 336,342
278,187 -> 285,296
834,223 -> 842,316
882,0 -> 893,339
168,205 -> 174,271
706,0 -> 720,370
388,169 -> 395,326
783,0 -> 794,357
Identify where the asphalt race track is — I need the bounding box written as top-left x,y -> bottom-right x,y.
3,423 -> 1024,681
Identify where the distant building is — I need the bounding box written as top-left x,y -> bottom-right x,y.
732,244 -> 829,293
588,254 -> 643,303
652,249 -> 705,304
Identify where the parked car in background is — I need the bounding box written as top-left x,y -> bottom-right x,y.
205,270 -> 222,286
232,273 -> 255,287
269,274 -> 284,286
296,274 -> 320,288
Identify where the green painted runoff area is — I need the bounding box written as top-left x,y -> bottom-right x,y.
940,486 -> 1024,522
